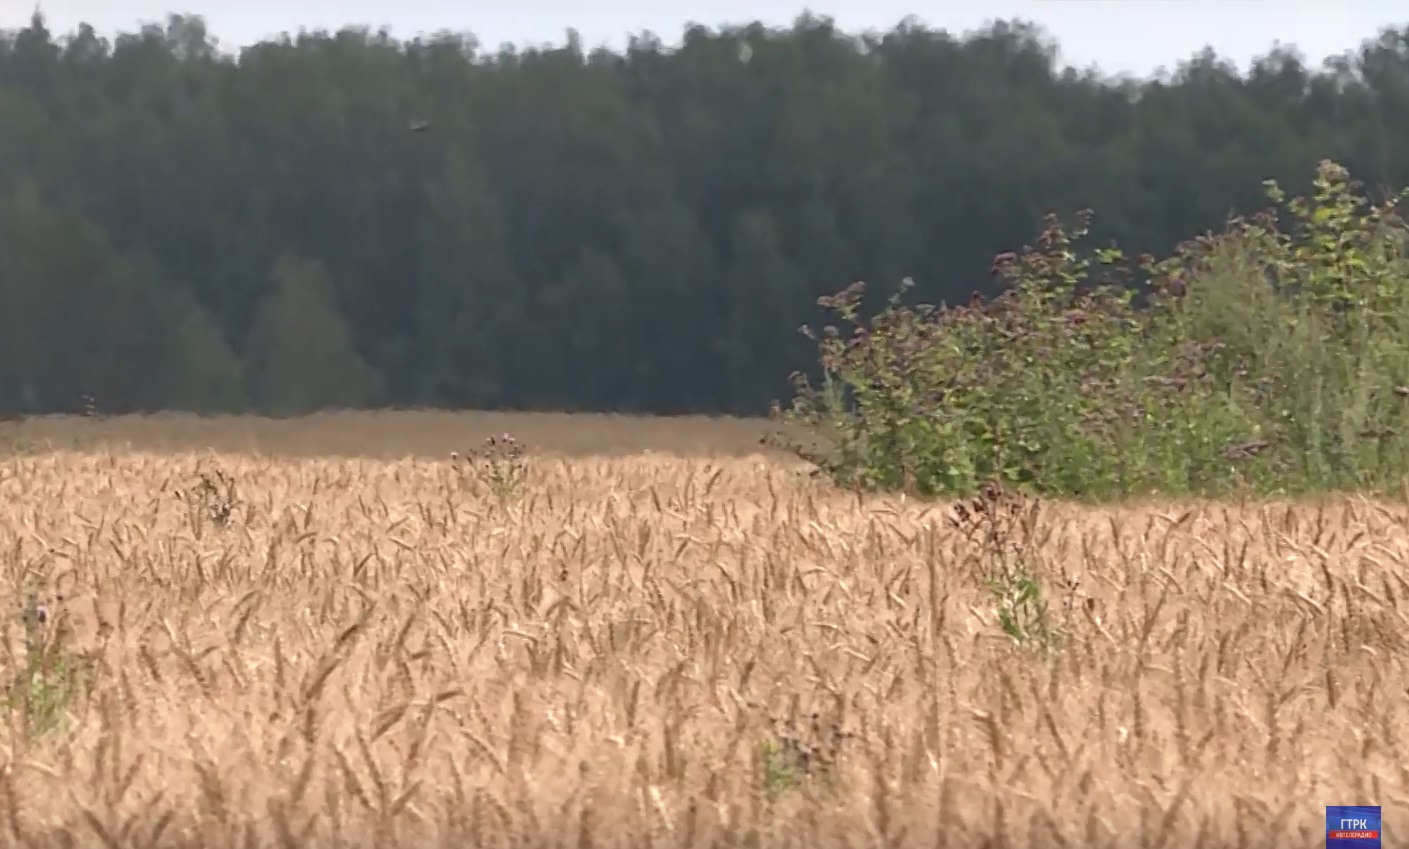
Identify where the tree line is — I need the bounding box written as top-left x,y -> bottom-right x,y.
2,11 -> 1409,416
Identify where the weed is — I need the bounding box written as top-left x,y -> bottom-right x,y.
4,589 -> 93,742
451,433 -> 529,502
950,481 -> 1063,649
174,468 -> 242,537
757,708 -> 851,799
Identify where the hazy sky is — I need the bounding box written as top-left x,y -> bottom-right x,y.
6,0 -> 1408,77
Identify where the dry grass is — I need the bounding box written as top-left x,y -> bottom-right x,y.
0,410 -> 781,458
0,420 -> 1405,846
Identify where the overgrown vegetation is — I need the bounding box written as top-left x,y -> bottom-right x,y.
778,161 -> 1409,500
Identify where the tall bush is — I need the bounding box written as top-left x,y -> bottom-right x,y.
776,161 -> 1409,499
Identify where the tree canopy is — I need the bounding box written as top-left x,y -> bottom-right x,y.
1,11 -> 1407,416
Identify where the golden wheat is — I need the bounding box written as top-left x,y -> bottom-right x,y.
0,424 -> 1404,847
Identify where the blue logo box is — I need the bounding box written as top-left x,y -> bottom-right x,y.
1327,806 -> 1381,849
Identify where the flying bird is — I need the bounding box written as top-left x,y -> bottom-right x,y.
408,119 -> 431,133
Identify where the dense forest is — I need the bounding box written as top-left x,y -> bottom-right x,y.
2,11 -> 1409,416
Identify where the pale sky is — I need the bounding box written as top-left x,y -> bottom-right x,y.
4,0 -> 1407,78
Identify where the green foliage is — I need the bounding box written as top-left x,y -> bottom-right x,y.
756,710 -> 849,800
151,289 -> 249,413
949,487 -> 1067,649
760,739 -> 807,799
780,161 -> 1409,499
4,590 -> 94,742
242,255 -> 383,416
2,13 -> 1409,416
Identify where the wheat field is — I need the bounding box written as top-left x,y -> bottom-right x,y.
0,413 -> 1405,847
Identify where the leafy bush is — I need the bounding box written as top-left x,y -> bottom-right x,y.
776,160 -> 1409,499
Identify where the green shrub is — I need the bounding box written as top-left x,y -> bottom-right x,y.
776,160 -> 1409,500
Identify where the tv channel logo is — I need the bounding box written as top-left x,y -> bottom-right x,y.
1327,806 -> 1381,849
